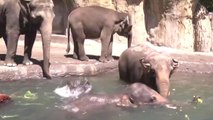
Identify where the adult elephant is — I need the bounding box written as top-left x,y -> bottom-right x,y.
0,0 -> 55,78
66,6 -> 132,63
118,42 -> 178,97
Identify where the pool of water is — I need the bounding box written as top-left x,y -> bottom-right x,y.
0,71 -> 213,120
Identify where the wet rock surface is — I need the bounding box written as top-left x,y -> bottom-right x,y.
0,35 -> 212,81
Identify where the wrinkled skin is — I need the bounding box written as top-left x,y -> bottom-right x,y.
0,93 -> 11,103
60,83 -> 168,114
0,0 -> 55,78
118,43 -> 178,97
66,6 -> 132,63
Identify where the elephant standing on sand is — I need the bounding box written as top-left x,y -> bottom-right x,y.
0,0 -> 55,78
66,6 -> 132,63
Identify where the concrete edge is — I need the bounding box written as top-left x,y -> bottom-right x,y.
0,61 -> 118,81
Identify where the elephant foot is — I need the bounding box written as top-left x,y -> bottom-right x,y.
99,56 -> 108,63
4,60 -> 17,67
23,60 -> 33,65
73,52 -> 78,59
107,56 -> 114,61
79,55 -> 89,61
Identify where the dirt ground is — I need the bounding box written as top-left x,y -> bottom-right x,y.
0,35 -> 212,81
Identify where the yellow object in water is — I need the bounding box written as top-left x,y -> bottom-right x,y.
23,91 -> 38,100
193,96 -> 203,104
197,98 -> 203,104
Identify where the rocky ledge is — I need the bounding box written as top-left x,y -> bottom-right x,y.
0,35 -> 212,81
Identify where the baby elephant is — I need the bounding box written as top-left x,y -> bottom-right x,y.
66,6 -> 132,62
119,42 -> 179,97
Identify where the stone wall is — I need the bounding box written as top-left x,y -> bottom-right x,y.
52,0 -> 213,52
193,4 -> 212,52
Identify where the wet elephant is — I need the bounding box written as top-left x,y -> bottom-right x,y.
59,83 -> 168,114
0,0 -> 55,78
118,42 -> 178,97
66,6 -> 132,62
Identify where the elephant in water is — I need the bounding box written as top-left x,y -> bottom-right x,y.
119,42 -> 179,97
66,6 -> 132,62
55,82 -> 168,115
0,0 -> 55,78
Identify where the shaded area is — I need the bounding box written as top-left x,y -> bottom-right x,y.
0,54 -> 41,66
64,54 -> 119,61
200,0 -> 213,12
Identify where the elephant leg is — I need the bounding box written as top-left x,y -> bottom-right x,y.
72,37 -> 79,59
106,35 -> 114,61
4,23 -> 19,67
76,37 -> 89,61
4,31 -> 19,67
23,29 -> 37,65
3,2 -> 21,67
99,27 -> 112,62
73,27 -> 88,61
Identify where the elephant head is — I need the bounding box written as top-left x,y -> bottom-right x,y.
126,83 -> 168,105
114,15 -> 132,48
139,57 -> 178,97
24,0 -> 55,78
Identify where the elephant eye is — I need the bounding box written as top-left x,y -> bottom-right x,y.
129,96 -> 135,104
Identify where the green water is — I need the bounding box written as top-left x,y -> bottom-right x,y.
0,72 -> 213,120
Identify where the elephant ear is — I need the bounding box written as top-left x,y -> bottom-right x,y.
139,57 -> 151,72
171,59 -> 178,69
114,17 -> 132,37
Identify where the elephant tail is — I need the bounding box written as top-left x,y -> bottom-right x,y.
66,24 -> 71,54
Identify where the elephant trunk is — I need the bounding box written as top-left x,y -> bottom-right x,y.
127,32 -> 132,48
156,71 -> 170,98
39,17 -> 53,79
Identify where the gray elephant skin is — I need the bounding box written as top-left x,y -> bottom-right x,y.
61,83 -> 168,115
0,0 -> 55,78
118,42 -> 178,97
66,6 -> 132,62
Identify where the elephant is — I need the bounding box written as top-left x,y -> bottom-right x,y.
66,6 -> 132,62
0,93 -> 11,103
0,0 -> 55,78
118,42 -> 179,97
58,82 -> 168,115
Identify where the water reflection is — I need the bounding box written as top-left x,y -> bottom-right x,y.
0,72 -> 213,120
